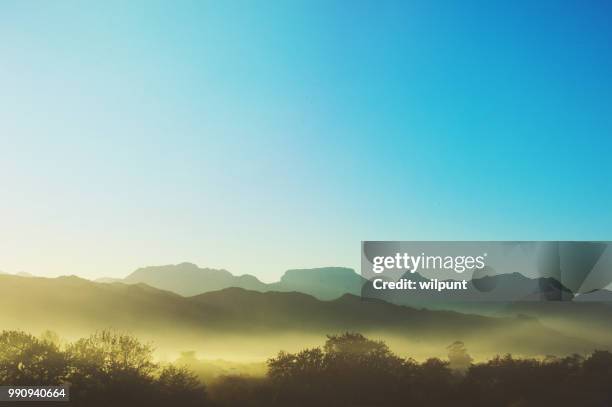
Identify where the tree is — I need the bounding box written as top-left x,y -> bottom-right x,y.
0,330 -> 67,385
210,375 -> 270,407
267,333 -> 407,406
581,350 -> 612,405
157,365 -> 208,406
268,348 -> 325,382
414,357 -> 455,405
66,330 -> 158,405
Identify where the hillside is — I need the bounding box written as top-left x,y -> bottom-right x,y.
0,274 -> 597,359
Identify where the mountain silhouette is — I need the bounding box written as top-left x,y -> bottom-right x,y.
123,262 -> 268,296
110,263 -> 364,300
0,273 -> 594,357
106,263 -> 581,306
268,267 -> 365,299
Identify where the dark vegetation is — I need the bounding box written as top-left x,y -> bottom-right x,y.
0,330 -> 207,407
1,330 -> 611,407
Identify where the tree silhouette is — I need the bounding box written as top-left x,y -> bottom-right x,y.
267,332 -> 413,406
157,365 -> 208,407
66,330 -> 158,405
3,329 -> 612,407
0,330 -> 67,385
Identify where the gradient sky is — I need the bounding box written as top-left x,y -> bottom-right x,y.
1,0 -> 611,281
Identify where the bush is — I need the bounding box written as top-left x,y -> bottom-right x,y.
3,329 -> 612,407
0,331 -> 67,385
0,329 -> 209,406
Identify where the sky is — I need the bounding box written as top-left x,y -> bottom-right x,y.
1,0 -> 611,281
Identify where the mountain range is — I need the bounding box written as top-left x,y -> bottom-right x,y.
99,262 -> 612,306
0,273 -> 596,358
6,263 -> 612,358
99,262 -> 365,300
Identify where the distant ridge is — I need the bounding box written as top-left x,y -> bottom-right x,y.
269,267 -> 365,299
105,263 -> 577,307
101,263 -> 364,300
123,262 -> 268,296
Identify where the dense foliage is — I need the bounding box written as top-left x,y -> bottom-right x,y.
217,333 -> 612,407
1,330 -> 611,406
0,330 -> 208,406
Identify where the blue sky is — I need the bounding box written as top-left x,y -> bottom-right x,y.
1,0 -> 611,281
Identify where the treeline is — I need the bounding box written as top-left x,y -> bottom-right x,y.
0,330 -> 207,406
1,330 -> 612,407
212,333 -> 612,407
